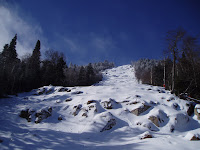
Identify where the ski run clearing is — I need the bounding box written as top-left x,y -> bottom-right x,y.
0,65 -> 200,150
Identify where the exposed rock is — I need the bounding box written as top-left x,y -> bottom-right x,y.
157,89 -> 165,93
35,88 -> 55,95
167,97 -> 175,102
191,135 -> 200,141
185,132 -> 200,141
140,131 -> 153,139
100,118 -> 116,132
101,98 -> 119,109
46,88 -> 54,94
72,91 -> 83,94
65,98 -> 72,102
194,105 -> 200,120
82,112 -> 88,117
48,107 -> 52,113
136,122 -> 142,125
88,104 -> 98,112
128,101 -> 139,105
102,100 -> 112,109
170,125 -> 175,132
172,103 -> 179,110
149,101 -> 156,105
58,87 -> 71,92
121,100 -> 130,103
58,115 -> 63,121
87,100 -> 96,105
19,109 -> 32,122
89,105 -> 95,109
131,104 -> 151,116
73,104 -> 82,116
135,95 -> 141,98
37,88 -> 46,95
35,109 -> 52,123
148,116 -> 161,127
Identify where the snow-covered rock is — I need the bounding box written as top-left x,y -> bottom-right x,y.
140,131 -> 153,139
195,104 -> 200,120
131,104 -> 151,116
185,132 -> 200,141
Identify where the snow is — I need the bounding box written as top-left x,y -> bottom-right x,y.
1,65 -> 200,149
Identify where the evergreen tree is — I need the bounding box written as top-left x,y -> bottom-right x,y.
86,63 -> 94,85
0,34 -> 20,94
78,66 -> 86,85
29,40 -> 41,89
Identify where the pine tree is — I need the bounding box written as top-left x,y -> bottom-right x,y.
78,66 -> 86,85
0,34 -> 20,94
86,63 -> 95,85
29,40 -> 41,89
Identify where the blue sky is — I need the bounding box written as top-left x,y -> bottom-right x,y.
0,0 -> 200,65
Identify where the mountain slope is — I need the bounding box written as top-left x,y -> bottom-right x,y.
0,65 -> 200,150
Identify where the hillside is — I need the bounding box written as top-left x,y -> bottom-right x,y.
0,65 -> 200,150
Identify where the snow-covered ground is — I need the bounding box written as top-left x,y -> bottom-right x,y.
0,65 -> 200,150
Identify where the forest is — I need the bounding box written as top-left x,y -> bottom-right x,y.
0,34 -> 114,97
133,28 -> 200,99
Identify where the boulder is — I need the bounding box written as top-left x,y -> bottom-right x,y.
185,132 -> 200,141
88,105 -> 98,112
58,87 -> 71,92
19,109 -> 32,122
65,98 -> 72,102
148,116 -> 161,127
121,100 -> 129,103
173,113 -> 189,130
170,125 -> 175,132
58,115 -> 63,121
35,109 -> 52,124
102,101 -> 112,109
100,118 -> 116,132
194,104 -> 200,120
82,112 -> 88,117
191,135 -> 200,141
149,110 -> 168,127
167,97 -> 175,102
131,104 -> 151,116
140,131 -> 153,140
101,98 -> 119,109
0,139 -> 3,143
45,88 -> 54,94
171,103 -> 180,110
135,95 -> 141,98
128,101 -> 139,105
87,100 -> 96,105
72,91 -> 83,95
73,104 -> 82,116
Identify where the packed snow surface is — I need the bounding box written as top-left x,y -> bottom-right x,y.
1,65 -> 200,150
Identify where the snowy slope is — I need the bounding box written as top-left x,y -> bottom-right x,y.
0,65 -> 200,150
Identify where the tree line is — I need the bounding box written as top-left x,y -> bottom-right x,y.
0,34 -> 114,97
132,28 -> 200,99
